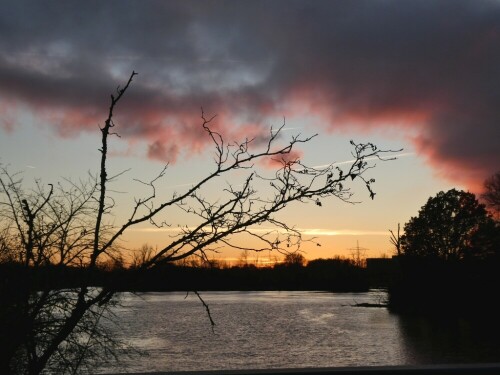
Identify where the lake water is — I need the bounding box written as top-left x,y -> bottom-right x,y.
98,290 -> 500,373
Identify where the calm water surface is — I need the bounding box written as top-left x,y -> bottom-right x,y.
98,290 -> 500,373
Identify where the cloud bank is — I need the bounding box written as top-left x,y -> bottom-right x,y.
1,0 -> 499,190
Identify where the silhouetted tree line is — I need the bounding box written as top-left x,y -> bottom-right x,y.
387,187 -> 500,317
0,256 -> 369,294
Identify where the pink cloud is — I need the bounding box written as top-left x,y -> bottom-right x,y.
1,1 -> 499,192
147,141 -> 180,163
260,149 -> 303,169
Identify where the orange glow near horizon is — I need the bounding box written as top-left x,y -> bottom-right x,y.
120,225 -> 398,264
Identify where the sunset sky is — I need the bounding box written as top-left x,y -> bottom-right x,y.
1,1 -> 499,262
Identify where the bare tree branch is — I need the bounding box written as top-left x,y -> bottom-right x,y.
0,71 -> 400,374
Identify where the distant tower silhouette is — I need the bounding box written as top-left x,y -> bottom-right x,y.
348,240 -> 368,267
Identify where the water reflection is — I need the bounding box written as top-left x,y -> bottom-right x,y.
98,291 -> 500,373
396,314 -> 500,364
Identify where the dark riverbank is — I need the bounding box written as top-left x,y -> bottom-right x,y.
3,255 -> 499,317
387,256 -> 500,317
120,260 -> 369,292
0,258 -> 370,293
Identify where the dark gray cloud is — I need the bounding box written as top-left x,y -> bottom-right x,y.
1,0 -> 499,189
